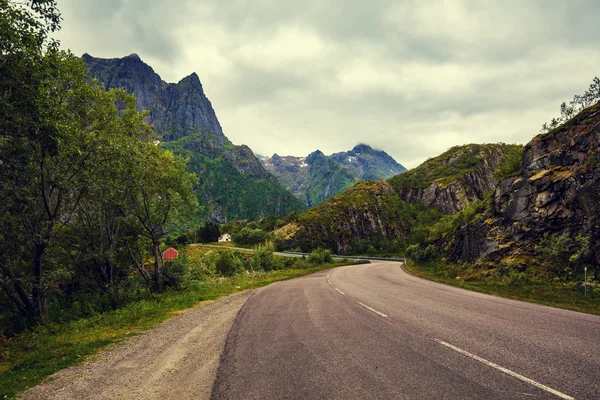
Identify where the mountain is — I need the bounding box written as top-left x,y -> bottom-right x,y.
280,143 -> 520,254
84,54 -> 305,222
260,144 -> 406,206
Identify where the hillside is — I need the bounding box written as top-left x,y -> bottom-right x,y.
389,143 -> 523,214
84,54 -> 305,222
446,103 -> 600,274
261,144 -> 406,206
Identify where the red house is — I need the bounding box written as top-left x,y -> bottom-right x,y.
163,247 -> 179,261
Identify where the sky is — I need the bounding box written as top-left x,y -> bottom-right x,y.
55,0 -> 600,169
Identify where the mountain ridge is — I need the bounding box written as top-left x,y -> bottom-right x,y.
260,144 -> 406,206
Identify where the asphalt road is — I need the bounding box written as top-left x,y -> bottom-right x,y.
211,261 -> 600,399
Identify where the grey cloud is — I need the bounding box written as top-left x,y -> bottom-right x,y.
55,0 -> 600,168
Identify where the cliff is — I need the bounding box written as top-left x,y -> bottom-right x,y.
83,53 -> 223,141
448,103 -> 600,272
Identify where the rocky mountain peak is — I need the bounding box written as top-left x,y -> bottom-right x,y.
83,53 -> 222,141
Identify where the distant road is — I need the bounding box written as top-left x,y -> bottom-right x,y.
212,261 -> 600,399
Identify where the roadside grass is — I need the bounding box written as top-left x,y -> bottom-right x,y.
403,261 -> 600,315
0,261 -> 346,399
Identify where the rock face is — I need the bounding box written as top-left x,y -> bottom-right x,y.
389,144 -> 518,214
260,144 -> 406,206
84,53 -> 306,222
83,53 -> 223,141
449,104 -> 600,268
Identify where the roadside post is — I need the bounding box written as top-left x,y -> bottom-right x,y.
584,267 -> 587,297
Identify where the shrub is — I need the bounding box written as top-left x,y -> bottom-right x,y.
251,242 -> 279,271
162,255 -> 191,290
308,248 -> 333,265
216,251 -> 244,276
232,227 -> 268,245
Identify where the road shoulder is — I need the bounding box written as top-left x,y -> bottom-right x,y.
20,290 -> 253,400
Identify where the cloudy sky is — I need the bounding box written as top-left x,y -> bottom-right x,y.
55,0 -> 600,168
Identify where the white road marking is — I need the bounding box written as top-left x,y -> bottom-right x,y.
435,340 -> 575,400
357,302 -> 388,318
335,288 -> 345,295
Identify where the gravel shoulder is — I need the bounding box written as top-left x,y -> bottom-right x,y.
20,290 -> 253,400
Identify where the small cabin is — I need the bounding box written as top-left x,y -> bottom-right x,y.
218,233 -> 232,243
163,247 -> 179,260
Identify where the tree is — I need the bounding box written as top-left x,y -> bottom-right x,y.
541,76 -> 600,133
126,145 -> 197,291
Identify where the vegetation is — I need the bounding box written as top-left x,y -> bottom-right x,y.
541,76 -> 600,133
404,261 -> 600,315
0,1 -> 197,335
388,143 -> 522,191
163,132 -> 306,223
0,244 -> 348,399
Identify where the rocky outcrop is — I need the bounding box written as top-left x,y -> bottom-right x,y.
260,144 -> 405,206
449,104 -> 600,268
290,181 -> 404,254
390,144 -> 516,214
83,53 -> 223,141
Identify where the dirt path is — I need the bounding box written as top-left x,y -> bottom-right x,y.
20,291 -> 253,400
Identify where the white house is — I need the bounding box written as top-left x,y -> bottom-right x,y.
218,233 -> 232,243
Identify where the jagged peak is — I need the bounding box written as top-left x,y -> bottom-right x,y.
125,53 -> 141,60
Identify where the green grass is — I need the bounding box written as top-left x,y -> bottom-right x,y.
403,261 -> 600,315
0,261 -> 346,399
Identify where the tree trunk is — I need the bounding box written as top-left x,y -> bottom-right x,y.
32,243 -> 47,317
152,240 -> 162,292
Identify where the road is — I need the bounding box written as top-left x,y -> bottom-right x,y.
211,261 -> 600,399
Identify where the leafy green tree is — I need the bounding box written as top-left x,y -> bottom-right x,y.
0,0 -> 62,319
126,146 -> 198,291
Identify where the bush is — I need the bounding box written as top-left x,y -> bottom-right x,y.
405,244 -> 441,263
216,251 -> 244,276
162,255 -> 191,290
273,235 -> 289,252
251,242 -> 279,271
232,227 -> 268,245
308,248 -> 333,265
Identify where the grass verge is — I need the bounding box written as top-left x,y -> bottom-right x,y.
0,262 -> 346,399
403,261 -> 600,315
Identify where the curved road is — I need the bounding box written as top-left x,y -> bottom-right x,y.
212,261 -> 600,399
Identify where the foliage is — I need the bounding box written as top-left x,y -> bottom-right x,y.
536,234 -> 591,277
308,248 -> 333,265
162,132 -> 306,222
0,1 -> 198,334
250,242 -> 279,271
493,146 -> 524,180
162,253 -> 191,290
196,222 -> 220,243
215,251 -> 244,276
541,77 -> 600,133
232,227 -> 268,245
